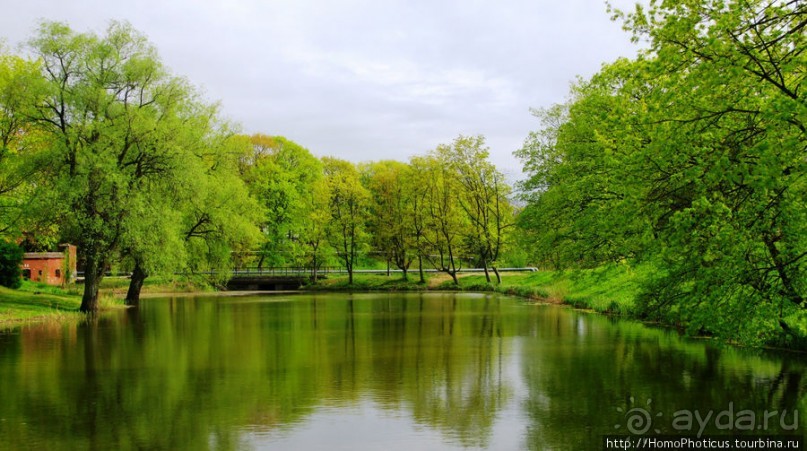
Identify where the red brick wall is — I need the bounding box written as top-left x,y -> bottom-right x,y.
21,257 -> 65,285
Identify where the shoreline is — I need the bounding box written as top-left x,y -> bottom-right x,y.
3,270 -> 804,351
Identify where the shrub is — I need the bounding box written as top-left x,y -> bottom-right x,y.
0,241 -> 23,289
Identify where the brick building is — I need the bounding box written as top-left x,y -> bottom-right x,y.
21,244 -> 77,286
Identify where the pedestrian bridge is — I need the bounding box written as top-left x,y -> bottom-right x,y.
226,267 -> 316,290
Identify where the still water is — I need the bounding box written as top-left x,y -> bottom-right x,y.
0,292 -> 804,450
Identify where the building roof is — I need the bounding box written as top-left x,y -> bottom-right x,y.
23,252 -> 65,259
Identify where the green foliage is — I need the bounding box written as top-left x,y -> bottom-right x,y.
410,145 -> 468,284
0,21 -> 265,308
517,0 -> 806,346
180,132 -> 263,284
446,135 -> 514,283
0,51 -> 47,240
241,134 -> 323,268
323,157 -> 370,284
0,241 -> 22,288
17,21 -> 205,309
361,160 -> 418,278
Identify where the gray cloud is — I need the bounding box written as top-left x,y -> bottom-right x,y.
1,0 -> 642,177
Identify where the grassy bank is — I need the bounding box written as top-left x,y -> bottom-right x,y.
0,266 -> 641,331
98,275 -> 215,297
0,276 -> 212,330
0,282 -> 89,329
305,264 -> 645,315
445,264 -> 648,315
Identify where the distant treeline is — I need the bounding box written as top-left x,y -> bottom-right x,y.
0,21 -> 517,311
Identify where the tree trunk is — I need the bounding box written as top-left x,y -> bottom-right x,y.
312,259 -> 318,284
492,266 -> 501,284
763,234 -> 804,307
418,255 -> 425,283
125,260 -> 148,306
80,253 -> 104,313
482,260 -> 491,283
449,270 -> 459,285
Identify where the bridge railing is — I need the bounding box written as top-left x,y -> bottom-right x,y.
228,266 -> 538,277
76,266 -> 539,280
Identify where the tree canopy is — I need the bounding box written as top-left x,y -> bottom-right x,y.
517,0 -> 806,344
0,21 -> 262,310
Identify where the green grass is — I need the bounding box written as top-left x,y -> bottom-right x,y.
0,284 -> 85,329
307,264 -> 647,317
559,264 -> 647,314
0,275 -> 207,330
18,280 -> 83,296
98,275 -> 215,295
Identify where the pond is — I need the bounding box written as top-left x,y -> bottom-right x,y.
0,292 -> 804,450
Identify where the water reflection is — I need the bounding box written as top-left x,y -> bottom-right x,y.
0,292 -> 804,450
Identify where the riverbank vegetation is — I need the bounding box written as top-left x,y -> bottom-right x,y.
516,0 -> 805,347
306,265 -> 644,315
0,0 -> 803,348
0,277 -> 215,329
0,281 -> 108,329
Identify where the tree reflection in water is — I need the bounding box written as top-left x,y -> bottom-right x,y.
0,292 -> 803,450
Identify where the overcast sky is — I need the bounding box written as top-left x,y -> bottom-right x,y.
1,0 -> 642,179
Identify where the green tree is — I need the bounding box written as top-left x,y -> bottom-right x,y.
618,0 -> 806,342
447,135 -> 514,284
179,131 -> 263,286
361,160 -> 416,280
0,50 -> 48,239
515,65 -> 650,270
299,176 -> 332,281
403,157 -> 431,283
323,157 -> 369,285
240,134 -> 322,269
18,21 -> 261,311
518,0 -> 806,344
412,147 -> 468,285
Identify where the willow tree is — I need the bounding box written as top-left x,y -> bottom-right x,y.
0,51 -> 48,240
119,88 -> 228,305
23,21 -> 245,312
182,130 -> 261,264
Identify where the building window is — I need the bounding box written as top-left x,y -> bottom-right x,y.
55,269 -> 61,279
22,269 -> 31,280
